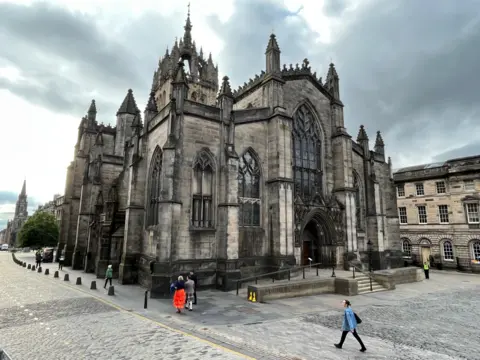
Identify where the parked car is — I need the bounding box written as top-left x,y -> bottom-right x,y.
42,248 -> 54,262
1,244 -> 9,251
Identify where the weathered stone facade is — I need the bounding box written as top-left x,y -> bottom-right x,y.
4,180 -> 29,247
394,155 -> 480,270
58,10 -> 401,295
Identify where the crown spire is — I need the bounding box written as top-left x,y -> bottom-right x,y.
183,3 -> 192,48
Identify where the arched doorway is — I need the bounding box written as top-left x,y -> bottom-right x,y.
300,209 -> 336,266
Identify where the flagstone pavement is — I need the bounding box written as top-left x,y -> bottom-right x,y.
2,252 -> 479,360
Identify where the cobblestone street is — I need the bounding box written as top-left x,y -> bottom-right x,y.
3,252 -> 480,360
0,253 -> 252,360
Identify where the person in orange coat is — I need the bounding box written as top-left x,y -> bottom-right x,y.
172,276 -> 186,313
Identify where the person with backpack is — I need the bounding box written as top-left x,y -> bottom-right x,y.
334,299 -> 367,352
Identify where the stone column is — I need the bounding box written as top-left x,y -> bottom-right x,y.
119,155 -> 147,284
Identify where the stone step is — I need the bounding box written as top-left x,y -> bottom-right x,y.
358,283 -> 384,291
358,287 -> 387,295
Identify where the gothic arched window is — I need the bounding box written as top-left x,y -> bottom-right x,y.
147,146 -> 162,226
238,149 -> 261,226
192,150 -> 214,228
353,172 -> 362,229
292,104 -> 322,201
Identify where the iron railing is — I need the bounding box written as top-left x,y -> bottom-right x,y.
348,261 -> 375,291
235,262 -> 333,295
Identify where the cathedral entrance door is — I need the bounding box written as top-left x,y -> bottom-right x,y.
300,209 -> 337,267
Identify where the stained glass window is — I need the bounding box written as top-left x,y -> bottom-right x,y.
192,151 -> 214,228
147,146 -> 162,226
238,150 -> 261,226
292,105 -> 322,201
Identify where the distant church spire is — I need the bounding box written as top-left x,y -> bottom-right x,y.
20,179 -> 26,198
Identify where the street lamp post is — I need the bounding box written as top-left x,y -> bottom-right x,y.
367,239 -> 373,292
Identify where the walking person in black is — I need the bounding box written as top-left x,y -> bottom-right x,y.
35,250 -> 42,268
334,299 -> 366,352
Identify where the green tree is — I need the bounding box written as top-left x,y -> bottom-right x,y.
18,211 -> 59,248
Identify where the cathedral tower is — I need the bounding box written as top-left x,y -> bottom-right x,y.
151,5 -> 219,107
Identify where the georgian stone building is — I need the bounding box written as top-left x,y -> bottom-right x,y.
394,155 -> 480,270
4,180 -> 29,247
58,10 -> 401,295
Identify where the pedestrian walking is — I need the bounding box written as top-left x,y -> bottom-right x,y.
189,271 -> 198,305
35,250 -> 42,268
424,261 -> 430,279
184,276 -> 195,311
172,276 -> 185,314
104,265 -> 113,289
334,299 -> 366,352
58,251 -> 65,270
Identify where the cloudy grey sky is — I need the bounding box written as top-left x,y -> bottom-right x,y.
0,0 -> 479,230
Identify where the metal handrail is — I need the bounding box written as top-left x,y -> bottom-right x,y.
348,261 -> 375,292
235,262 -> 331,295
348,261 -> 374,279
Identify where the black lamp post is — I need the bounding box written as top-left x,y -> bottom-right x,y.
367,239 -> 373,291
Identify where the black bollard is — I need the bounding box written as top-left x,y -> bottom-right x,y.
90,281 -> 97,290
37,266 -> 42,273
23,263 -> 26,267
31,266 -> 36,271
108,286 -> 115,296
27,264 -> 31,269
76,277 -> 82,285
54,271 -> 59,278
144,290 -> 148,309
45,269 -> 50,275
64,273 -> 69,281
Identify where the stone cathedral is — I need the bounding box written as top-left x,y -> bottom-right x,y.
58,10 -> 401,296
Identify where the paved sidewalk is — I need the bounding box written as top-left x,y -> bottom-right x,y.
15,253 -> 480,359
1,253 -> 255,360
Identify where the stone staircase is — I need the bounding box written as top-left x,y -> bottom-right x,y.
355,273 -> 387,294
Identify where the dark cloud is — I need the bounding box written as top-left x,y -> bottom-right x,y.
0,2 -> 179,122
433,142 -> 480,162
322,0 -> 349,17
207,0 -> 317,89
318,0 -> 480,164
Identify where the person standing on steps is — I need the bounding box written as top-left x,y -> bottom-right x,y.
334,299 -> 367,352
104,265 -> 113,289
424,261 -> 430,279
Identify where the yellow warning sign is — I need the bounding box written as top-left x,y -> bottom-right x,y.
248,292 -> 252,301
251,292 -> 256,302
